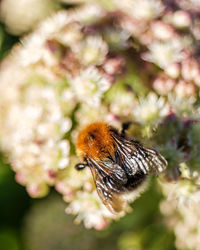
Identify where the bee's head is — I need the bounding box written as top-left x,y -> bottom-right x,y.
76,122 -> 115,160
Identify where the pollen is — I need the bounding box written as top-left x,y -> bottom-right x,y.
76,122 -> 115,160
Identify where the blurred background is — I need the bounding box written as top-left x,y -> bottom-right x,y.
1,0 -> 200,249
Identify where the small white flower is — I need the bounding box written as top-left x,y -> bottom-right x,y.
160,168 -> 200,250
56,22 -> 83,46
115,0 -> 164,20
70,66 -> 110,106
72,35 -> 108,66
172,10 -> 191,28
133,93 -> 170,124
58,140 -> 70,156
58,158 -> 69,169
69,3 -> 106,24
59,118 -> 72,134
165,63 -> 180,79
110,91 -> 136,116
143,39 -> 185,69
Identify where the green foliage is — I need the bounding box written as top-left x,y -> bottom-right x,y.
0,229 -> 20,250
0,155 -> 30,228
0,23 -> 18,61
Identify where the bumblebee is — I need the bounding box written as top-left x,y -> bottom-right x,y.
75,122 -> 167,213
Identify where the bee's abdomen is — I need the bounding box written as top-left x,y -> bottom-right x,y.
124,171 -> 146,191
103,171 -> 146,194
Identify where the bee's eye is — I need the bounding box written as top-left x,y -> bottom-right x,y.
89,133 -> 95,140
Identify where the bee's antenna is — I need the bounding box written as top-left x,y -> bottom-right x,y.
122,122 -> 132,136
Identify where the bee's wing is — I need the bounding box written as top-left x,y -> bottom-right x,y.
88,159 -> 127,213
113,135 -> 167,175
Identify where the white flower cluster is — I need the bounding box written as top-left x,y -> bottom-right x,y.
160,164 -> 200,250
0,4 -> 129,228
1,0 -> 200,236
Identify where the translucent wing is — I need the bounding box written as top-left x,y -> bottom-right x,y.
88,158 -> 127,213
113,135 -> 167,176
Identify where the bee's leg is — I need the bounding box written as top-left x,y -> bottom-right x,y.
75,163 -> 88,171
122,122 -> 132,136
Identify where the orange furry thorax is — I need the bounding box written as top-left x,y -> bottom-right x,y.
76,122 -> 115,160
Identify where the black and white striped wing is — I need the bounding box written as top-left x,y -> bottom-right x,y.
88,158 -> 127,213
113,136 -> 167,176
